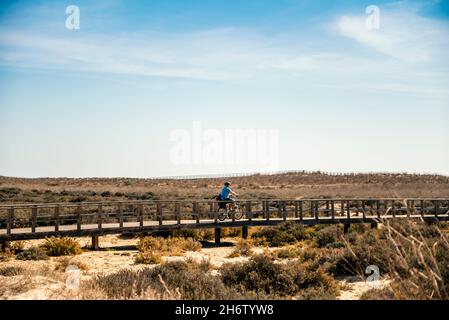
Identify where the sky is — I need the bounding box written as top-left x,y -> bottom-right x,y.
0,0 -> 448,178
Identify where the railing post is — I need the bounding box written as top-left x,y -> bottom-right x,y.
242,226 -> 248,239
376,200 -> 381,218
277,201 -> 282,220
208,202 -> 214,221
341,200 -> 345,217
91,235 -> 99,250
434,200 -> 439,218
310,200 -> 314,218
118,202 -> 123,228
214,201 -> 218,224
139,204 -> 144,227
420,200 -> 425,216
331,200 -> 335,222
193,202 -> 200,224
409,200 -> 414,217
175,202 -> 181,225
265,201 -> 270,221
346,200 -> 351,221
77,204 -> 82,231
294,201 -> 299,218
7,207 -> 14,235
391,200 -> 396,218
246,201 -> 252,222
31,205 -> 37,233
344,200 -> 351,233
215,227 -> 221,244
54,205 -> 60,232
355,200 -> 360,217
362,200 -> 366,220
326,201 -> 330,217
314,201 -> 319,221
97,204 -> 102,229
157,203 -> 163,226
299,201 -> 303,221
282,201 -> 287,221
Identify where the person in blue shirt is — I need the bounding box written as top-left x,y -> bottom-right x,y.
219,181 -> 238,210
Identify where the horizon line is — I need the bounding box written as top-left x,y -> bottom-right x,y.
1,169 -> 449,181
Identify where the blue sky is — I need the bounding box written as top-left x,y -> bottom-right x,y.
0,0 -> 448,177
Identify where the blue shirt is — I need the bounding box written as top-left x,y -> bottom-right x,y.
220,186 -> 231,200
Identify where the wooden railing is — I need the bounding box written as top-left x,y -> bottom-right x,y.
0,198 -> 448,241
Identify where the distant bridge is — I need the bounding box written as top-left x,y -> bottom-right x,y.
1,198 -> 448,248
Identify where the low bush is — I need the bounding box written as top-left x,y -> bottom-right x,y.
359,287 -> 396,300
171,229 -> 214,241
40,237 -> 83,256
273,245 -> 302,259
0,266 -> 26,276
228,239 -> 254,258
89,260 -> 249,300
220,253 -> 339,298
0,241 -> 25,254
222,228 -> 242,238
134,252 -> 163,265
364,220 -> 449,299
137,236 -> 201,256
16,246 -> 49,260
314,225 -> 344,248
251,222 -> 313,247
55,257 -> 89,271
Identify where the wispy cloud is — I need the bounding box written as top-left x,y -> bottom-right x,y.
0,2 -> 448,99
335,8 -> 449,63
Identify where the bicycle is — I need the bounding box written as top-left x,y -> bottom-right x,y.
217,198 -> 243,221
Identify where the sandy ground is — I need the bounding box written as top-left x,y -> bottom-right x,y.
0,235 -> 386,300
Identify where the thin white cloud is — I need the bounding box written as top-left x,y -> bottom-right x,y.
0,5 -> 448,100
336,9 -> 449,63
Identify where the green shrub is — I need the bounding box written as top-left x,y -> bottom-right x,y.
315,225 -> 344,248
0,266 -> 26,276
137,236 -> 201,255
0,241 -> 25,254
220,253 -> 339,298
274,245 -> 302,259
40,237 -> 82,256
251,222 -> 312,247
228,239 -> 254,257
134,252 -> 163,265
171,229 -> 213,241
16,246 -> 49,260
90,260 -> 249,300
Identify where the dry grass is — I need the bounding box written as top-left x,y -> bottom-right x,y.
40,237 -> 83,256
136,236 -> 201,257
220,253 -> 340,299
134,252 -> 163,265
358,219 -> 449,300
1,172 -> 448,205
55,257 -> 89,272
228,239 -> 255,258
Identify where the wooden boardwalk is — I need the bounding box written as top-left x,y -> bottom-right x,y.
1,198 -> 448,247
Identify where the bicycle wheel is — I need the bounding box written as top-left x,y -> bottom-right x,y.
217,208 -> 227,221
234,208 -> 244,220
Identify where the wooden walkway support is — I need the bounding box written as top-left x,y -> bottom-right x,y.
0,198 -> 448,243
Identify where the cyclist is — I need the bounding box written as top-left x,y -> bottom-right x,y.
219,181 -> 238,211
